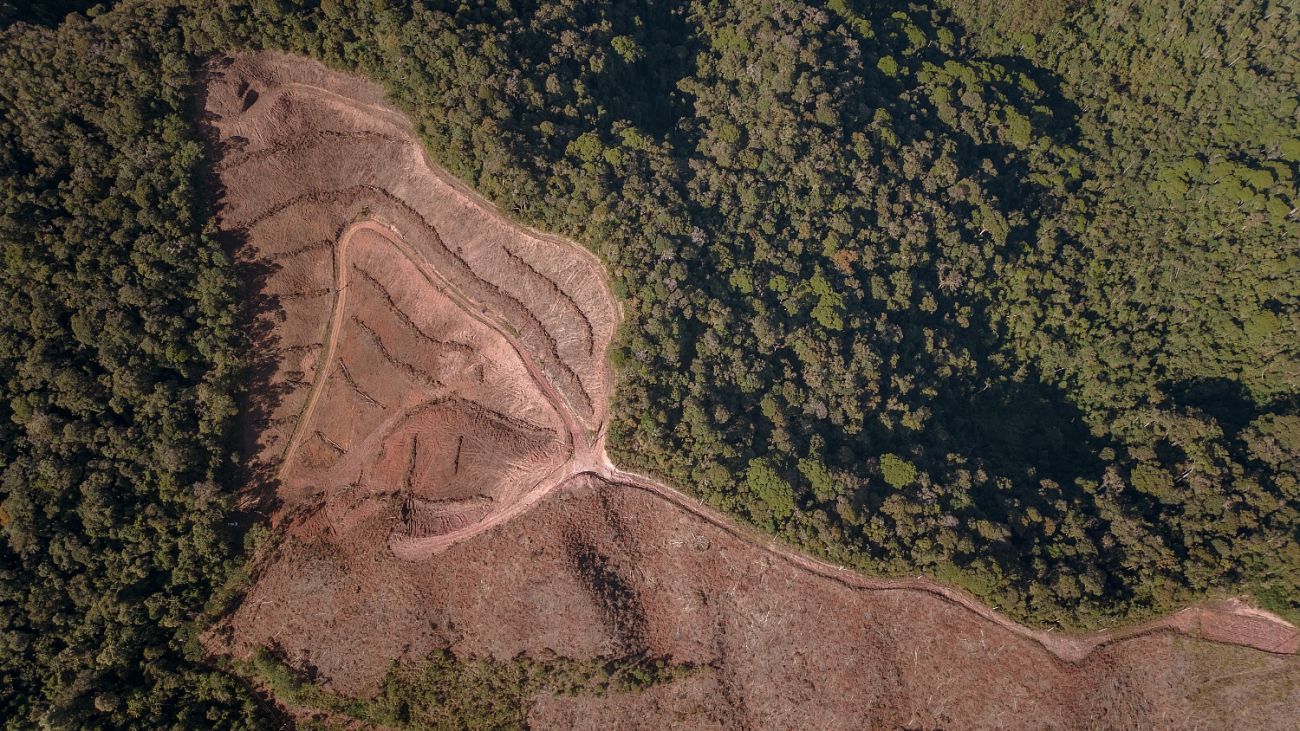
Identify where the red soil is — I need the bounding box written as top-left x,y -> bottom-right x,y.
203,51 -> 1300,729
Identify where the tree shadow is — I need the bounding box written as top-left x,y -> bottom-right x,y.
1160,376 -> 1259,438
191,55 -> 293,580
937,367 -> 1105,491
498,0 -> 700,146
562,525 -> 650,655
0,1 -> 103,29
586,0 -> 700,138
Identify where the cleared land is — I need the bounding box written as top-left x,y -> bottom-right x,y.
204,51 -> 1300,728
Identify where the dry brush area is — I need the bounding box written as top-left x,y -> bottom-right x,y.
203,51 -> 1299,728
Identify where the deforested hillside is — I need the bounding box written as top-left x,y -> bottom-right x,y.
183,0 -> 1297,626
0,0 -> 1295,727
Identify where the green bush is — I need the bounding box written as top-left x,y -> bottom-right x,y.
880,454 -> 919,489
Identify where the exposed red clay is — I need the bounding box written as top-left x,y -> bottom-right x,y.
203,51 -> 1300,728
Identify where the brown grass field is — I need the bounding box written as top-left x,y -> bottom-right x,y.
202,51 -> 1300,729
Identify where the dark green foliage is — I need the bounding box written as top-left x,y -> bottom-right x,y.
248,646 -> 697,730
184,0 -> 1296,627
0,1 -> 112,29
931,0 -> 1300,620
0,5 -> 269,728
1,0 -> 1296,723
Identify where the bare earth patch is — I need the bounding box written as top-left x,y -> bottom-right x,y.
203,51 -> 1299,728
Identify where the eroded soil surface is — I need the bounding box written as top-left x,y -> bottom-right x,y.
205,51 -> 1300,729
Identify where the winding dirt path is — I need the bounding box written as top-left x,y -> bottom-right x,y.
599,466 -> 1299,662
261,76 -> 1297,669
277,216 -> 1298,667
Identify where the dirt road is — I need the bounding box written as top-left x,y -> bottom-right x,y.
276,214 -> 1298,665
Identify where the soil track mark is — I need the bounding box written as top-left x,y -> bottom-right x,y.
598,466 -> 1300,664
265,238 -> 333,261
350,263 -> 475,354
218,129 -> 402,172
335,359 -> 384,408
349,314 -> 444,389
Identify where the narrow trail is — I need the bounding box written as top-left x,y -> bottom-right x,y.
262,80 -> 1298,669
274,222 -> 353,482
598,466 -> 1299,663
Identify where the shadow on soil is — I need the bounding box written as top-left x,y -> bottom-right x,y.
191,56 -> 293,620
562,525 -> 650,655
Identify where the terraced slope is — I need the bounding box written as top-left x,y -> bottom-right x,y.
206,52 -> 616,558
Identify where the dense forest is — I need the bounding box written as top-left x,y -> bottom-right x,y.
183,0 -> 1295,624
1,0 -> 1296,726
0,3 -> 267,728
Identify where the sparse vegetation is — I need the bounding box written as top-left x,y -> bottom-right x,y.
247,646 -> 697,730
